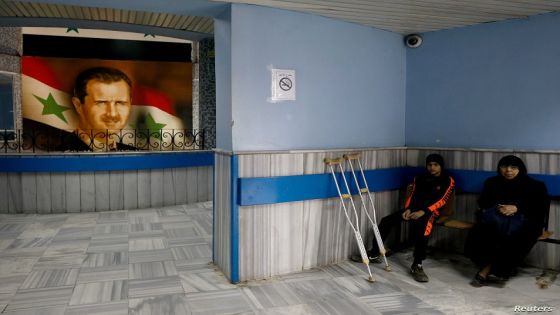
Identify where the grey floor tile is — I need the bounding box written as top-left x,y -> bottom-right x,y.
307,295 -> 377,315
82,251 -> 128,268
87,235 -> 129,253
94,224 -> 129,235
77,265 -> 129,283
165,225 -> 199,239
0,257 -> 40,277
179,269 -> 236,293
361,291 -> 443,314
253,304 -> 317,315
68,280 -> 128,306
0,247 -> 47,258
43,242 -> 89,256
241,283 -> 303,309
64,301 -> 128,315
167,237 -> 208,248
33,254 -> 86,270
97,211 -> 128,224
62,213 -> 99,228
128,276 -> 184,299
129,293 -> 191,315
2,305 -> 67,314
20,269 -> 79,289
6,237 -> 52,249
334,275 -> 402,297
5,286 -> 74,311
0,275 -> 27,295
170,244 -> 211,260
285,278 -> 354,301
128,214 -> 160,225
17,223 -> 60,239
129,249 -> 173,263
53,227 -> 94,241
129,238 -> 167,251
186,289 -> 253,315
1,202 -> 558,315
130,223 -> 163,233
174,259 -> 215,272
129,261 -> 178,280
0,239 -> 15,250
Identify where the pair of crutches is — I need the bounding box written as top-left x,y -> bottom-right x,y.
324,153 -> 391,283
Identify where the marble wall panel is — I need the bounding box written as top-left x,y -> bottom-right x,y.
36,173 -> 51,214
123,171 -> 139,210
235,149 -> 407,281
80,172 -> 95,212
94,172 -> 110,212
0,166 -> 213,214
213,152 -> 231,279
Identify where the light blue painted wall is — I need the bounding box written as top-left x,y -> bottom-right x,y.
229,4 -> 406,151
406,12 -> 560,150
215,8 -> 233,151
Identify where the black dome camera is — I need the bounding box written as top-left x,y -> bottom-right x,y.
405,34 -> 423,48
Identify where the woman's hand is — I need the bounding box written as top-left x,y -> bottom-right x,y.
497,204 -> 518,216
403,210 -> 426,220
402,209 -> 412,220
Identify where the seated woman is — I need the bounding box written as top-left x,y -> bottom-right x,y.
465,155 -> 550,287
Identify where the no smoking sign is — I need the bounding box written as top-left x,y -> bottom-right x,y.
271,68 -> 296,101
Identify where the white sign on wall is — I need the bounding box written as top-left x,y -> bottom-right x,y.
271,68 -> 296,101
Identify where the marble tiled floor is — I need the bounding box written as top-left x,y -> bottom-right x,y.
1,202 -> 559,315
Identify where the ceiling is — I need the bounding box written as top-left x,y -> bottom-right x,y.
1,0 -> 560,36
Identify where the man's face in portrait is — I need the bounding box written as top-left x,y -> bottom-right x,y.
73,79 -> 132,131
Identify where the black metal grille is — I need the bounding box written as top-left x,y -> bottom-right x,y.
0,129 -> 206,153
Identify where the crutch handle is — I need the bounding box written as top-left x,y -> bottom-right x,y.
324,158 -> 342,165
343,153 -> 361,160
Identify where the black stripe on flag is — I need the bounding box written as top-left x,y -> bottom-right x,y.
23,34 -> 191,62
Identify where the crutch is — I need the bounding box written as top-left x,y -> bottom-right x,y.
324,157 -> 375,283
343,153 -> 391,271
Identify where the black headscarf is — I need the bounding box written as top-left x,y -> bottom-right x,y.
496,155 -> 527,177
425,153 -> 445,169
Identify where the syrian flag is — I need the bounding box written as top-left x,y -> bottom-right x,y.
21,56 -> 185,133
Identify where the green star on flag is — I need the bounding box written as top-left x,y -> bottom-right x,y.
132,113 -> 167,140
33,93 -> 70,123
145,113 -> 166,133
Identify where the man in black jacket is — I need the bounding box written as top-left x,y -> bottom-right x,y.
357,154 -> 455,282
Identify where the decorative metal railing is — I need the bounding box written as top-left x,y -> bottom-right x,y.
0,129 -> 207,153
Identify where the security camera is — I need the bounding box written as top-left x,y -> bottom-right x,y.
405,34 -> 423,48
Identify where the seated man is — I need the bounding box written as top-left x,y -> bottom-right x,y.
355,154 -> 455,282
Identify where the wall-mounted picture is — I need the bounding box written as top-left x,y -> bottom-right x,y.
20,28 -> 195,152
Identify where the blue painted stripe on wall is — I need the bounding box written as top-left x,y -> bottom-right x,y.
0,152 -> 214,172
230,155 -> 240,284
238,168 -> 412,206
238,167 -> 560,206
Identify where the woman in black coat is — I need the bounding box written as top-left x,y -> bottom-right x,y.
466,155 -> 550,287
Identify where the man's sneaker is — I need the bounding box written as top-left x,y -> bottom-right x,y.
350,250 -> 382,263
410,264 -> 429,282
470,273 -> 487,287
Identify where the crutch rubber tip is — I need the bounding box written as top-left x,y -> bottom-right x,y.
367,276 -> 375,283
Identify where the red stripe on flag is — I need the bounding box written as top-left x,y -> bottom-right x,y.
132,86 -> 175,115
21,56 -> 65,91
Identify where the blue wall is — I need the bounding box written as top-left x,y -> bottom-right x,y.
215,7 -> 233,151
228,4 -> 406,151
406,12 -> 560,150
